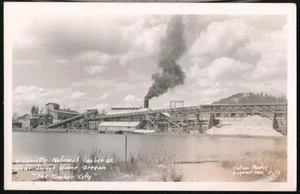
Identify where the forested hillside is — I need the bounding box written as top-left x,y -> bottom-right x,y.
213,92 -> 287,104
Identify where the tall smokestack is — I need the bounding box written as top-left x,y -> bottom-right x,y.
145,16 -> 186,100
144,98 -> 149,108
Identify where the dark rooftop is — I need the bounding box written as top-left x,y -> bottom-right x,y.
45,102 -> 60,106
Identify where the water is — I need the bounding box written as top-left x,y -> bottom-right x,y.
12,132 -> 286,162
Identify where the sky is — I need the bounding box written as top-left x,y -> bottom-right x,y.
11,9 -> 288,114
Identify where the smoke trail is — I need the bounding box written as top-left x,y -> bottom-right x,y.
145,16 -> 186,100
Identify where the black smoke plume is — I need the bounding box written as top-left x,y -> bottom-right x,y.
145,16 -> 186,100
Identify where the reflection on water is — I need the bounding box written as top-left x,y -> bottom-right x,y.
12,132 -> 286,162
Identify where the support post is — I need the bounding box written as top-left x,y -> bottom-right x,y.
125,135 -> 127,171
208,113 -> 216,129
195,113 -> 199,132
272,113 -> 278,129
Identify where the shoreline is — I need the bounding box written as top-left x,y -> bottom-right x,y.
12,128 -> 286,139
12,151 -> 286,182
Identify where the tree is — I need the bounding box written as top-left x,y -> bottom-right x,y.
31,105 -> 36,115
12,113 -> 19,123
31,105 -> 39,114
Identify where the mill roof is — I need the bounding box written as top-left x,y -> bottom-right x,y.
98,121 -> 140,127
45,102 -> 60,106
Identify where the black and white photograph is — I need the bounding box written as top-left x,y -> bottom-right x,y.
4,2 -> 296,191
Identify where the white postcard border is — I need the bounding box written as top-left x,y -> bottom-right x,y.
4,2 -> 297,191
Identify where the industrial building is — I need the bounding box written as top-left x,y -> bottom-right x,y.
13,98 -> 286,135
13,113 -> 54,129
98,121 -> 141,133
45,102 -> 79,122
13,102 -> 81,130
43,100 -> 287,135
17,114 -> 31,129
45,102 -> 60,111
111,107 -> 142,111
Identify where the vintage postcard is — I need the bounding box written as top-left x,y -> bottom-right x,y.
4,2 -> 296,191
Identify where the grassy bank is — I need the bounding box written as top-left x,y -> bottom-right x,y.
220,142 -> 287,182
49,149 -> 183,182
13,145 -> 286,182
